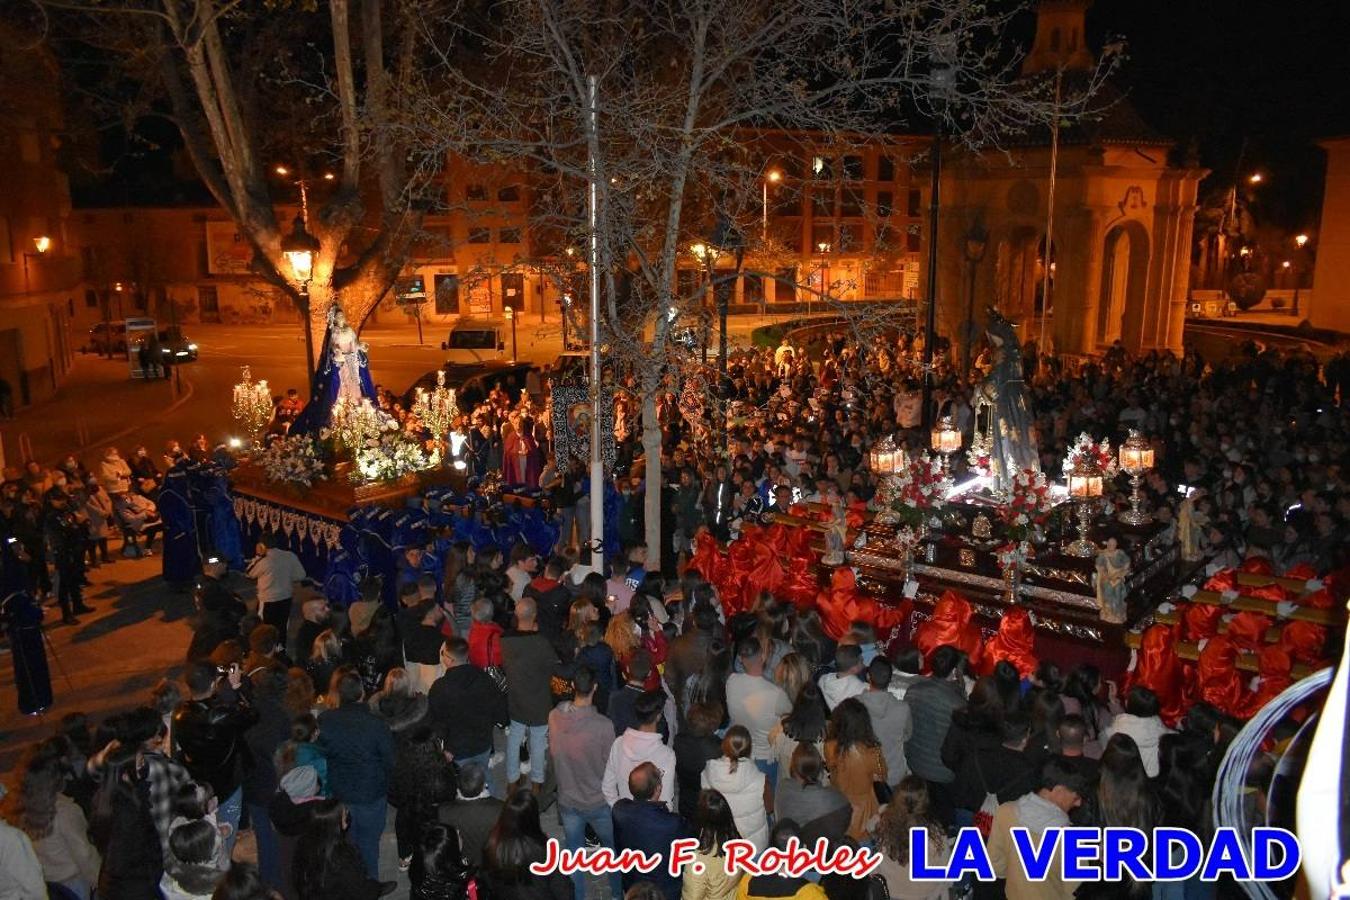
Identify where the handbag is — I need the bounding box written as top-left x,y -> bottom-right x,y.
485,631 -> 508,694
871,748 -> 893,805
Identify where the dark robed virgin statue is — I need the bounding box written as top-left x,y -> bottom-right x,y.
978,307 -> 1040,494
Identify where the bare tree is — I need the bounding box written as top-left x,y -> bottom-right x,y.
406,0 -> 1112,568
39,0 -> 441,370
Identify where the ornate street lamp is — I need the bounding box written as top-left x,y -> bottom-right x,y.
1066,457 -> 1104,556
282,214 -> 322,394
1118,429 -> 1155,526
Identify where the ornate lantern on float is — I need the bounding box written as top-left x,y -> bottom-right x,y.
1066,457 -> 1104,557
1117,429 -> 1155,526
930,416 -> 961,481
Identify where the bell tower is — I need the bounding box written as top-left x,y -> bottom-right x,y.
1021,0 -> 1095,76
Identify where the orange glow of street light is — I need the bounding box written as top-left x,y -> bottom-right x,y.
1281,260 -> 1292,269
766,169 -> 782,183
274,165 -> 290,176
1247,173 -> 1263,184
1295,234 -> 1309,247
323,172 -> 335,181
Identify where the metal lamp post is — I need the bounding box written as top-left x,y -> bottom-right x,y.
1066,458 -> 1104,556
282,214 -> 321,395
504,305 -> 518,362
1117,429 -> 1155,525
961,221 -> 988,375
762,170 -> 781,242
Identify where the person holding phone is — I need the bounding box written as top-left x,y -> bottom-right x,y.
171,660 -> 260,859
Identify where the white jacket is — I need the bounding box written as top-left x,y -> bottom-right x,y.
701,757 -> 769,850
818,671 -> 866,711
602,729 -> 677,806
1102,713 -> 1173,777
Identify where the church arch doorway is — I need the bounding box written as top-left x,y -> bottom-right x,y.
1097,221 -> 1150,348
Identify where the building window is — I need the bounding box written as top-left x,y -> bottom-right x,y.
743,273 -> 765,306
839,224 -> 859,252
497,185 -> 521,202
811,156 -> 832,180
85,289 -> 98,308
499,228 -> 522,244
774,267 -> 798,303
812,224 -> 834,251
434,274 -> 460,314
878,156 -> 896,182
465,184 -> 487,201
774,190 -> 801,217
467,227 -> 491,244
840,187 -> 864,218
906,223 -> 921,252
676,268 -> 702,302
907,188 -> 921,217
842,155 -> 864,181
812,187 -> 834,216
875,191 -> 893,217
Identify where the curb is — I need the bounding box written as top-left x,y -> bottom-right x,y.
31,375 -> 197,466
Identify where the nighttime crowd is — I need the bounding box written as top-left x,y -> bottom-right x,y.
0,327 -> 1347,900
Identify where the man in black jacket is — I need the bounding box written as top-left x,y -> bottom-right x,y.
500,596 -> 558,793
437,763 -> 503,867
611,763 -> 690,900
318,671 -> 396,883
172,660 -> 259,856
427,637 -> 508,794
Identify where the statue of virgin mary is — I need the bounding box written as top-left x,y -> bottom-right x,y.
291,304 -> 379,435
977,307 -> 1040,495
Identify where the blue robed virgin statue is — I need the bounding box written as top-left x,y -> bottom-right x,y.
292,304 -> 378,435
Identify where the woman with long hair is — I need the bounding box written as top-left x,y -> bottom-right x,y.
390,725 -> 456,873
211,862 -> 281,900
480,789 -> 571,900
1062,664 -> 1117,755
292,798 -> 391,899
1025,689 -> 1066,761
942,676 -> 1007,825
90,744 -> 164,900
767,680 -> 829,787
410,822 -> 475,900
680,790 -> 744,900
790,607 -> 836,675
442,542 -> 476,636
1091,734 -> 1161,899
674,703 -> 725,822
872,777 -> 949,900
824,697 -> 887,840
573,621 -> 617,710
700,726 -> 769,850
305,630 -> 345,698
773,653 -> 812,708
685,637 -> 731,723
4,746 -> 101,898
368,668 -> 429,739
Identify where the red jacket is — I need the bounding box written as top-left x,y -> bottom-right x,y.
468,621 -> 504,669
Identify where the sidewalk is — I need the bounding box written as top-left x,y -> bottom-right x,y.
0,353 -> 192,469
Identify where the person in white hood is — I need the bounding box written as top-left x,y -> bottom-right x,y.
819,644 -> 867,711
700,726 -> 770,850
602,690 -> 677,806
1100,685 -> 1173,777
987,759 -> 1088,900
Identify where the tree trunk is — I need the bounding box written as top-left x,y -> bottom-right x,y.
641,389 -> 664,573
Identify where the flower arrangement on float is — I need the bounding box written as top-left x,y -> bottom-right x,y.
997,467 -> 1054,542
889,452 -> 947,528
256,435 -> 327,488
965,443 -> 992,476
1063,432 -> 1119,479
353,431 -> 438,483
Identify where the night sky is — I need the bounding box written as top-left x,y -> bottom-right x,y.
1086,0 -> 1350,232
76,0 -> 1350,233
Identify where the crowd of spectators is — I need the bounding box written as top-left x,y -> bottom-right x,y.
1,329 -> 1346,900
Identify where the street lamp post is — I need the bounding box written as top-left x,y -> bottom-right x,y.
762,170 -> 781,242
282,213 -> 321,396
815,241 -> 830,318
504,305 -> 518,362
961,221 -> 988,376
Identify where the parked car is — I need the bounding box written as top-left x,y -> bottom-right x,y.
439,320 -> 506,364
85,321 -> 128,354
